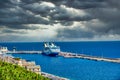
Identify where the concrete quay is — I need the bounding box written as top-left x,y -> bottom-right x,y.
7,51 -> 42,54
41,72 -> 69,80
59,52 -> 120,63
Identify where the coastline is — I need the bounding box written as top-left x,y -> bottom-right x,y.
0,54 -> 69,80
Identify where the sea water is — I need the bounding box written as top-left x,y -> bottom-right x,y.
0,41 -> 120,80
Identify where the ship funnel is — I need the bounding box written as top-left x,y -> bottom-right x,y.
51,43 -> 55,47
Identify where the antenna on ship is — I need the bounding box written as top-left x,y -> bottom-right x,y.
44,42 -> 47,47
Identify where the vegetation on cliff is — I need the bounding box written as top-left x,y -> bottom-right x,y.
0,61 -> 50,80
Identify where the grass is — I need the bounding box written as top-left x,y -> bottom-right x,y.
0,60 -> 50,80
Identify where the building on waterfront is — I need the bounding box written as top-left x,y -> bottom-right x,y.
17,60 -> 41,74
0,46 -> 8,53
26,65 -> 41,74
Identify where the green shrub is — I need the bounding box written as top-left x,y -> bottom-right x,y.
0,61 -> 50,80
13,57 -> 21,60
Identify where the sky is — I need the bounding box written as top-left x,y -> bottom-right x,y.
0,0 -> 120,42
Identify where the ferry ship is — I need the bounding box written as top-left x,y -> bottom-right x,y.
42,42 -> 60,56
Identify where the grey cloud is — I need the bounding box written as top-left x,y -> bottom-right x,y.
107,0 -> 120,9
23,1 -> 55,15
0,6 -> 50,25
55,0 -> 120,40
50,6 -> 92,22
57,27 -> 94,39
1,29 -> 27,34
0,0 -> 120,41
0,0 -> 94,29
0,35 -> 30,42
60,21 -> 73,26
0,24 -> 40,30
0,0 -> 13,8
44,0 -> 106,9
85,1 -> 120,36
22,1 -> 93,24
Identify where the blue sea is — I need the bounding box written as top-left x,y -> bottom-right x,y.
0,41 -> 120,80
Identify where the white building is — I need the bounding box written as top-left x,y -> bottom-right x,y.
0,46 -> 8,53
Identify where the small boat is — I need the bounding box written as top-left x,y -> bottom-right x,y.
42,42 -> 60,56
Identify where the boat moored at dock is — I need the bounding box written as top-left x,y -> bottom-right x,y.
42,42 -> 60,56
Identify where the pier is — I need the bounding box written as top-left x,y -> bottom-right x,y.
4,50 -> 120,64
6,51 -> 42,54
41,72 -> 69,80
3,50 -> 120,64
59,52 -> 120,63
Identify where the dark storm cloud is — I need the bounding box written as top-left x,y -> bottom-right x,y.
0,6 -> 50,25
57,27 -> 94,39
0,24 -> 39,30
0,0 -> 13,8
49,5 -> 91,22
1,29 -> 27,34
85,0 -> 120,35
45,0 -> 106,9
0,0 -> 120,41
55,0 -> 120,40
0,0 -> 93,30
0,35 -> 31,42
22,1 -> 55,15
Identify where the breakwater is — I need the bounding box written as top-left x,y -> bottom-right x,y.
59,52 -> 120,63
6,50 -> 120,64
7,51 -> 42,54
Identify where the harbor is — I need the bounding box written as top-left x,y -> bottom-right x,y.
1,46 -> 120,64
1,42 -> 120,80
0,0 -> 120,79
1,45 -> 120,64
